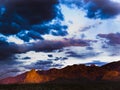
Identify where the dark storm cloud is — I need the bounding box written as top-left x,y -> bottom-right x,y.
48,57 -> 68,61
31,21 -> 68,36
60,0 -> 83,8
0,68 -> 22,79
14,20 -> 68,42
0,38 -> 91,59
17,39 -> 90,53
86,46 -> 94,50
22,57 -> 31,60
0,39 -> 18,59
84,0 -> 120,19
61,0 -> 120,19
25,60 -> 63,70
4,0 -> 60,25
66,51 -> 100,59
17,30 -> 44,42
54,57 -> 68,61
97,33 -> 120,56
0,0 -> 67,39
98,33 -> 120,45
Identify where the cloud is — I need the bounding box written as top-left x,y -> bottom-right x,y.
97,33 -> 120,56
17,30 -> 44,42
84,0 -> 120,19
4,0 -> 60,25
80,22 -> 102,32
60,0 -> 83,8
98,33 -> 120,45
86,46 -> 94,50
66,51 -> 100,59
0,0 -> 68,41
0,38 -> 91,59
31,20 -> 68,36
0,58 -> 26,79
0,68 -> 22,79
25,60 -> 63,70
61,0 -> 120,19
17,39 -> 91,53
85,60 -> 106,66
22,57 -> 31,60
53,57 -> 68,61
0,39 -> 18,59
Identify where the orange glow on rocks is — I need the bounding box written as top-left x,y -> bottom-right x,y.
24,69 -> 49,83
102,71 -> 120,80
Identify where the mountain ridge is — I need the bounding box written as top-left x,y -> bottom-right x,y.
1,60 -> 120,84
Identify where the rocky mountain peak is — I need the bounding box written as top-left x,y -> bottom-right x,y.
24,69 -> 42,83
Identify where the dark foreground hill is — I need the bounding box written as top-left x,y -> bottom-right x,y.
1,60 -> 120,84
0,80 -> 120,90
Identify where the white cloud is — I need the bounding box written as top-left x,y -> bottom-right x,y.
7,35 -> 24,44
112,0 -> 120,3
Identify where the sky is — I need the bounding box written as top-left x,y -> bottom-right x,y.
0,0 -> 120,79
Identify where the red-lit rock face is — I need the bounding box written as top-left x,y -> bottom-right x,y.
24,69 -> 42,83
24,69 -> 49,83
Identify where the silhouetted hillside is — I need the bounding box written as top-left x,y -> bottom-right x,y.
102,61 -> 120,71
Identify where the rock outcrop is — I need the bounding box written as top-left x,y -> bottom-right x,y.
24,69 -> 50,83
24,69 -> 42,83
